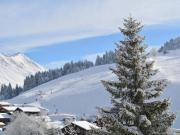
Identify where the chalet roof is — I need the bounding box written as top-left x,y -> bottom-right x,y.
0,122 -> 5,126
0,101 -> 11,106
0,113 -> 11,119
16,107 -> 40,113
72,121 -> 99,130
2,106 -> 17,112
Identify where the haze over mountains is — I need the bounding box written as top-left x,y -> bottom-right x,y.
0,53 -> 45,87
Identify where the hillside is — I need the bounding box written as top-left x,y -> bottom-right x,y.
0,53 -> 45,87
159,37 -> 180,53
9,49 -> 180,128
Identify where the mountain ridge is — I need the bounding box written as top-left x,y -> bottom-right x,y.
0,53 -> 45,87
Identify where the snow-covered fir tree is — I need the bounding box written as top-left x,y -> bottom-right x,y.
99,17 -> 175,135
5,113 -> 46,135
5,113 -> 64,135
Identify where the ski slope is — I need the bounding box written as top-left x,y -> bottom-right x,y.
0,53 -> 45,87
9,50 -> 180,128
9,64 -> 114,115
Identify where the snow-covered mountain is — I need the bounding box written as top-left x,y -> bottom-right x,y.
9,50 -> 180,128
0,53 -> 45,87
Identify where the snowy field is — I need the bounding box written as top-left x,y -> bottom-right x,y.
9,50 -> 180,128
9,64 -> 114,116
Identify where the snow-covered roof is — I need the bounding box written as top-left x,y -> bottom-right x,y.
0,122 -> 5,126
2,106 -> 17,112
16,107 -> 40,113
0,101 -> 11,106
0,113 -> 11,119
72,121 -> 99,130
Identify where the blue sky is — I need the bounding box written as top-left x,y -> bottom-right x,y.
25,23 -> 180,68
1,0 -> 180,68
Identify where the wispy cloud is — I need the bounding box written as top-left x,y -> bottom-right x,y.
0,0 -> 180,53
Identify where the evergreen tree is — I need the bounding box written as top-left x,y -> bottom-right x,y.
95,51 -> 116,66
99,17 -> 175,135
95,55 -> 102,66
158,37 -> 180,53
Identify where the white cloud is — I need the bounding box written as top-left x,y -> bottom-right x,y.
0,0 -> 180,53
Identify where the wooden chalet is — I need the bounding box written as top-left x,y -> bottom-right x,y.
0,113 -> 11,124
0,122 -> 5,128
0,101 -> 42,128
62,121 -> 99,135
0,106 -> 17,114
0,102 -> 14,127
14,107 -> 41,115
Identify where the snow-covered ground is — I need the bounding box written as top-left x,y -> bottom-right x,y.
0,53 -> 45,87
9,64 -> 114,116
9,49 -> 180,128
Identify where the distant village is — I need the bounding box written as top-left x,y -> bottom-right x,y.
0,101 -> 100,135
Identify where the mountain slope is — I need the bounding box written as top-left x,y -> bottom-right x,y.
9,50 -> 180,128
159,37 -> 180,53
0,53 -> 45,87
